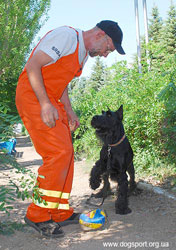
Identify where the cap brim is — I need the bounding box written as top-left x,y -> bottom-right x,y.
113,41 -> 125,55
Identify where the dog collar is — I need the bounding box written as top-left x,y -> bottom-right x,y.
107,134 -> 126,159
108,134 -> 126,147
107,134 -> 126,166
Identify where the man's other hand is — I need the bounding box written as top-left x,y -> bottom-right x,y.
41,103 -> 59,128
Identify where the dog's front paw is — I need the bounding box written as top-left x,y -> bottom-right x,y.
89,177 -> 101,190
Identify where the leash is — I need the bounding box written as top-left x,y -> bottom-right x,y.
86,134 -> 126,207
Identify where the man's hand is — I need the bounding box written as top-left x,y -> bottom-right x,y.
60,87 -> 80,132
67,109 -> 80,132
41,102 -> 59,128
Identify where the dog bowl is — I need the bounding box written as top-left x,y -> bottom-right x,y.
79,209 -> 107,231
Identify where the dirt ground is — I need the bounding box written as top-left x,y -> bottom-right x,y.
0,136 -> 176,250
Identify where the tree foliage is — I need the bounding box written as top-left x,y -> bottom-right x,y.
141,3 -> 176,70
0,0 -> 51,115
0,0 -> 51,138
148,5 -> 163,43
87,57 -> 108,91
162,2 -> 176,55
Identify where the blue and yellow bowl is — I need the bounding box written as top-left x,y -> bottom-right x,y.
79,209 -> 107,230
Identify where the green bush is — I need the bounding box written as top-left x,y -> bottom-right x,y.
158,60 -> 176,164
71,56 -> 176,180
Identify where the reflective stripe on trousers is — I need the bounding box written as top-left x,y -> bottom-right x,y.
33,187 -> 70,210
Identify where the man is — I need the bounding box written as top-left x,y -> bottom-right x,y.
16,20 -> 125,238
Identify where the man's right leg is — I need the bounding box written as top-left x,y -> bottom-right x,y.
24,114 -> 75,223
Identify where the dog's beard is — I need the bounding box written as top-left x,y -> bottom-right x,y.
95,127 -> 110,139
93,123 -> 109,133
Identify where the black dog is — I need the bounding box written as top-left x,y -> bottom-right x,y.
89,105 -> 136,214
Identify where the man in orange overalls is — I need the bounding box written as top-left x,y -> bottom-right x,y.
16,20 -> 125,238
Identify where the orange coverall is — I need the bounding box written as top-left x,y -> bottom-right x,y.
16,29 -> 84,223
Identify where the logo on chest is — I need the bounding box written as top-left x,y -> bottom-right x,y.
52,46 -> 61,57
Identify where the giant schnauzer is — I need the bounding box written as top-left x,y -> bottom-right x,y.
89,105 -> 136,214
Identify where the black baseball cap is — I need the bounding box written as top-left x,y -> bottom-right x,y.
96,20 -> 125,55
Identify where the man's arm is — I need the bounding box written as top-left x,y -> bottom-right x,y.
60,87 -> 80,131
25,50 -> 59,128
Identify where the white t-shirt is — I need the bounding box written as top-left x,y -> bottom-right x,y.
34,26 -> 88,69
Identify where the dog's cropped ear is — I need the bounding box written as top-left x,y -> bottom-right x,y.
116,105 -> 123,120
102,110 -> 105,115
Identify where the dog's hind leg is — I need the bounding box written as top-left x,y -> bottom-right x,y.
127,162 -> 142,196
127,162 -> 136,192
115,172 -> 131,215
